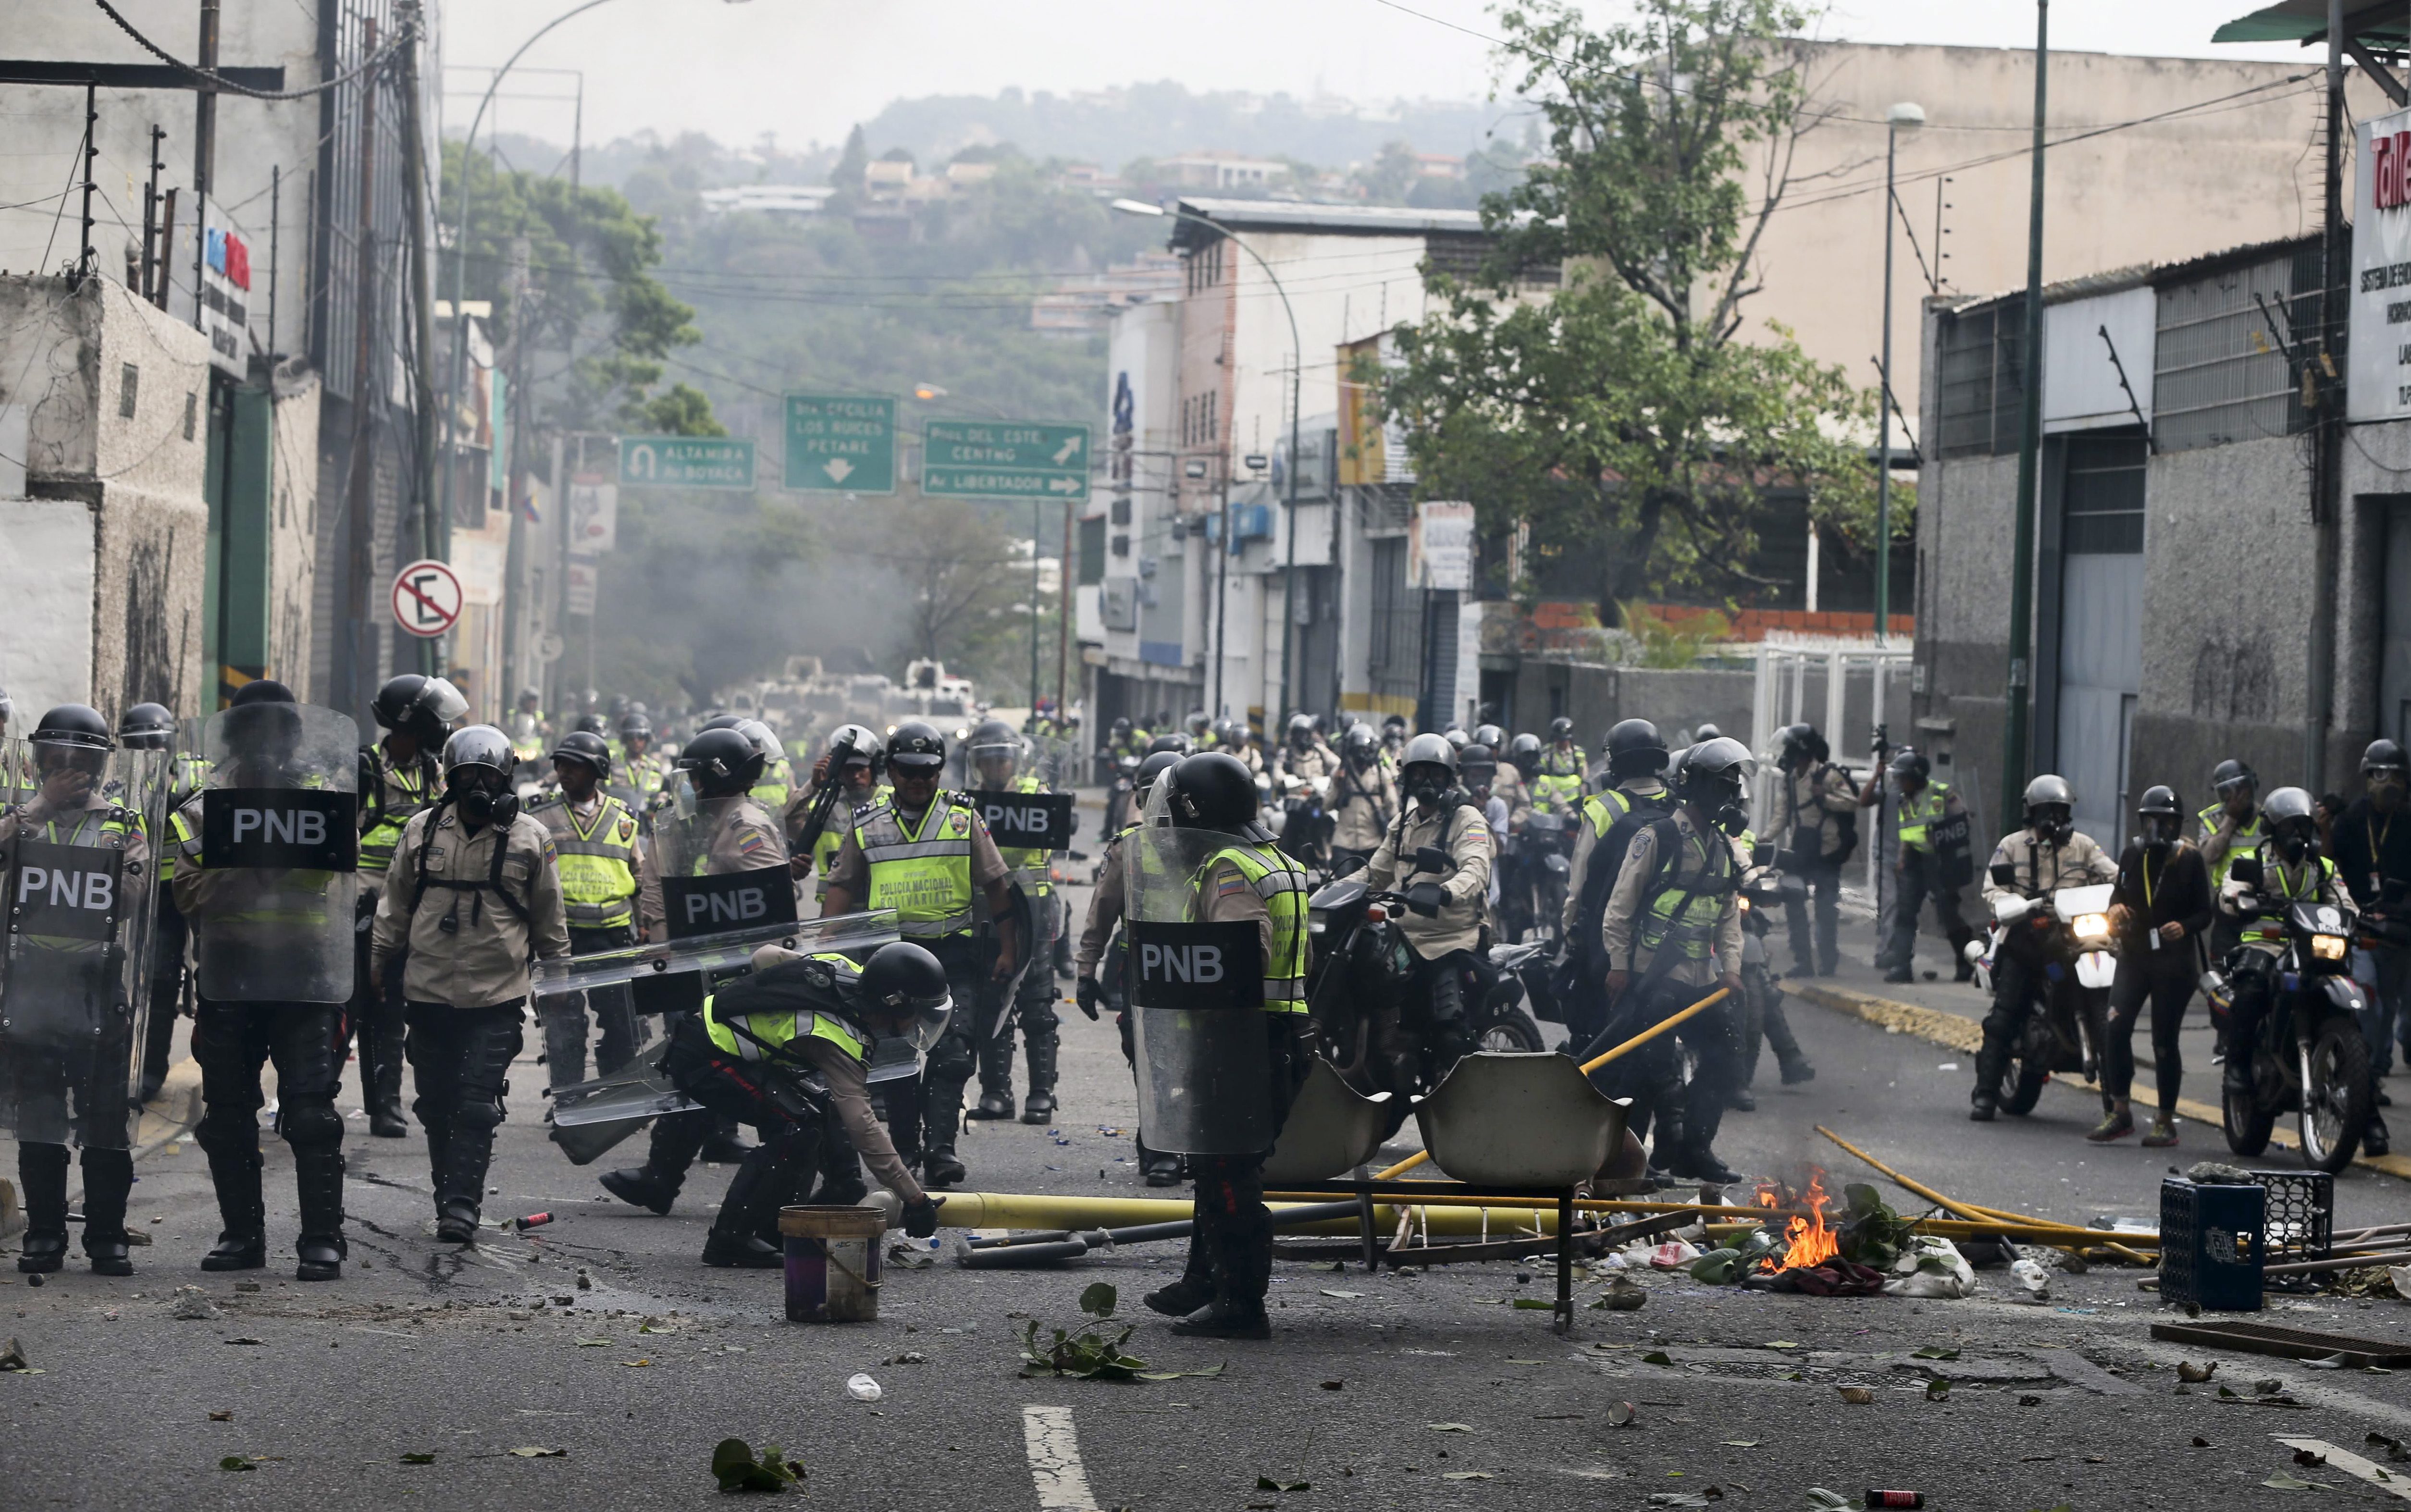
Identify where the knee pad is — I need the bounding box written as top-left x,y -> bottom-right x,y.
280,1099 -> 346,1152
195,1099 -> 262,1155
452,1094 -> 507,1136
925,1033 -> 975,1082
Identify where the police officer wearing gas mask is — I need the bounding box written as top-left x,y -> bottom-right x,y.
370,725 -> 571,1244
1360,734 -> 1495,1098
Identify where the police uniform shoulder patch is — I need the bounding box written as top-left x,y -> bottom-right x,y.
737,831 -> 769,858
616,817 -> 638,843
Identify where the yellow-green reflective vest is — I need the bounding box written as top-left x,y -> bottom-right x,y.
1636,823 -> 1737,963
1539,745 -> 1588,778
996,771 -> 1054,896
813,781 -> 890,894
1188,842 -> 1311,1013
2241,848 -> 2336,947
1898,781 -> 1951,850
2199,803 -> 2266,890
1533,770 -> 1584,815
856,792 -> 978,939
550,795 -> 640,930
358,749 -> 437,878
1579,788 -> 1638,839
752,756 -> 794,812
703,953 -> 868,1064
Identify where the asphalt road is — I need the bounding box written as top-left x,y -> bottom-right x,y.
8,828 -> 2411,1509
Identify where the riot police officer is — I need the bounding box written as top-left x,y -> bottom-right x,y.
1774,723 -> 1857,978
1327,723 -> 1397,874
370,726 -> 570,1244
1360,735 -> 1494,1100
2198,759 -> 2264,972
529,729 -> 644,1085
1972,775 -> 2117,1120
171,681 -> 356,1280
2,705 -> 161,1275
1533,717 -> 1587,813
1561,720 -> 1674,1044
1857,747 -> 1974,984
353,673 -> 466,1137
2221,787 -> 2357,1105
964,720 -> 1065,1125
1132,752 -> 1314,1340
122,701 -> 201,1104
2331,740 -> 2411,1090
1075,749 -> 1184,1186
665,942 -> 951,1267
612,709 -> 669,812
788,723 -> 885,910
820,721 -> 1019,1189
1598,737 -> 1754,1183
599,725 -> 793,1214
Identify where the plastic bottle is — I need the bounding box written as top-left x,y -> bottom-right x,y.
2009,1257 -> 2051,1300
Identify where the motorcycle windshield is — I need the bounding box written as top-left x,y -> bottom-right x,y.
2051,883 -> 2115,922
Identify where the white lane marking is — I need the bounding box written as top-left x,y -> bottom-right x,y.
2277,1438 -> 2411,1501
1022,1404 -> 1102,1511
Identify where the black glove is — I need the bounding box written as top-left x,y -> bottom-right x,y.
1076,975 -> 1102,1021
903,1195 -> 944,1239
1869,723 -> 1889,757
1406,881 -> 1447,917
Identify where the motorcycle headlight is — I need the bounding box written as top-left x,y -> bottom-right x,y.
1736,895 -> 1751,913
2313,933 -> 2348,961
2072,913 -> 2110,943
1309,917 -> 1327,936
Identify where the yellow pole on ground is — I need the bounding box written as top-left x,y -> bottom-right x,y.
1372,988 -> 1734,1180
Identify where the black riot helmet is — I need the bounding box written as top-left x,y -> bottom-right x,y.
618,709 -> 655,742
1381,713 -> 1408,746
1673,736 -> 1754,836
1286,712 -> 1316,750
969,718 -> 1021,784
1472,723 -> 1505,750
2364,739 -> 2409,781
2212,758 -> 2257,802
30,704 -> 113,780
1507,732 -> 1543,776
1547,716 -> 1575,746
574,712 -> 608,737
1399,732 -> 1459,810
1133,749 -> 1181,805
1694,722 -> 1721,742
1163,751 -> 1270,839
698,713 -> 744,734
885,720 -> 948,774
1147,732 -> 1192,757
2137,784 -> 2183,849
221,678 -> 301,763
372,673 -> 468,743
1459,743 -> 1497,792
118,701 -> 175,751
441,724 -> 521,827
681,726 -> 767,797
1604,718 -> 1669,781
551,729 -> 613,780
1185,711 -> 1211,739
2264,785 -> 2319,864
1778,723 -> 1829,770
1110,716 -> 1132,742
1888,747 -> 1931,787
2023,774 -> 2076,845
1443,726 -> 1471,751
858,941 -> 953,1043
1341,722 -> 1380,769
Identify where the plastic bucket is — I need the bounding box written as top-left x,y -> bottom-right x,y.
779,1205 -> 887,1323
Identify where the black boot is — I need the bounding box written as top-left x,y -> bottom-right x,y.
970,1034 -> 1015,1119
1021,1025 -> 1060,1125
700,1148 -> 786,1269
2368,1110 -> 2392,1159
698,1115 -> 753,1166
79,1148 -> 135,1277
200,1144 -> 268,1272
14,1144 -> 69,1274
600,1108 -> 709,1213
369,1014 -> 409,1138
922,1084 -> 968,1189
293,1148 -> 347,1280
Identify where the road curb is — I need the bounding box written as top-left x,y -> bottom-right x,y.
1783,977 -> 2411,1182
133,1055 -> 204,1160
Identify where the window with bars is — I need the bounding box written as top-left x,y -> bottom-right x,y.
2151,246 -> 2321,453
2060,434 -> 2147,554
1936,304 -> 2025,458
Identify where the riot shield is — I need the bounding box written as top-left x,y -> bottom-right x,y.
188,702 -> 359,1004
0,739 -> 169,1149
648,788 -> 798,942
531,908 -> 902,1023
1123,785 -> 1277,1155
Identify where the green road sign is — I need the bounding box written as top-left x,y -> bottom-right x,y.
617,435 -> 756,490
784,393 -> 896,494
921,419 -> 1090,501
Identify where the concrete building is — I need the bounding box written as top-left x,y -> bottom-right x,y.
0,0 -> 437,723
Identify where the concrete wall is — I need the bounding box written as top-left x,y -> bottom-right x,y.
0,276 -> 210,720
267,371 -> 321,688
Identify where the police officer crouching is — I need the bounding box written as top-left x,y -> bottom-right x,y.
370,726 -> 571,1244
530,730 -> 643,1084
1134,752 -> 1315,1340
1596,737 -> 1755,1184
820,722 -> 1019,1190
663,942 -> 952,1267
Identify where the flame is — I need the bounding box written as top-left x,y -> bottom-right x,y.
1753,1168 -> 1840,1271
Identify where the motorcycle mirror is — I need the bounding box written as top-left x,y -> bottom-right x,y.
1750,838 -> 1775,867
1989,860 -> 2016,888
1332,853 -> 1368,879
1413,845 -> 1452,875
2228,854 -> 2263,890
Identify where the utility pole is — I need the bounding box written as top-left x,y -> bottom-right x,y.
191,0 -> 220,326
140,125 -> 165,299
75,85 -> 97,285
341,17 -> 382,713
2001,1 -> 2049,812
500,233 -> 532,706
396,0 -> 444,670
2305,0 -> 2346,788
1029,498 -> 1041,715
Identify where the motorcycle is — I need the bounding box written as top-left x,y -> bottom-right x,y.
2210,858 -> 2375,1173
1508,808 -> 1571,945
1304,852 -> 1545,1110
1964,870 -> 2112,1116
1735,847 -> 1789,1087
1272,771 -> 1331,870
1484,935 -> 1563,1033
1099,752 -> 1141,848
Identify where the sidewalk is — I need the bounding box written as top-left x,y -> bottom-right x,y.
1780,915 -> 2411,1180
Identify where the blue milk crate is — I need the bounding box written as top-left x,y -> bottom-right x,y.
2159,1178 -> 2265,1312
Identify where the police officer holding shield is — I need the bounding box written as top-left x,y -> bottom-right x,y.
1,706 -> 166,1275
965,719 -> 1065,1126
120,701 -> 200,1105
1075,749 -> 1185,1186
352,674 -> 465,1137
171,681 -> 358,1280
527,730 -> 644,1087
1127,752 -> 1314,1340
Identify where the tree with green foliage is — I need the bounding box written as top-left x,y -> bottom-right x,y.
438,142 -> 717,435
1378,0 -> 1879,620
831,124 -> 870,189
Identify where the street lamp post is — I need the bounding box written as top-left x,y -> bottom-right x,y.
1875,100 -> 1923,649
1113,198 -> 1301,728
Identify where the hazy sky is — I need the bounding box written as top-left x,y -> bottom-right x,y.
440,0 -> 2312,151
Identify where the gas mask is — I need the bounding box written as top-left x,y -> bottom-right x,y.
2032,807 -> 2074,847
1402,766 -> 1452,811
2139,814 -> 2178,852
2276,824 -> 2314,866
450,768 -> 519,828
1697,779 -> 1747,836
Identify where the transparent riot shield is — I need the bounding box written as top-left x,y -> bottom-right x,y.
532,908 -> 902,1026
0,738 -> 169,1149
187,702 -> 359,1004
1123,784 -> 1278,1155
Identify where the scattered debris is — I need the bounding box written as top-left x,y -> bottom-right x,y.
711,1438 -> 804,1493
223,1337 -> 265,1347
508,1447 -> 567,1458
167,1287 -> 219,1321
1606,1401 -> 1639,1427
1837,1388 -> 1876,1405
0,1339 -> 31,1372
1427,1423 -> 1475,1433
1256,1476 -> 1311,1492
2178,1361 -> 2216,1384
1592,1278 -> 1647,1311
1320,1380 -> 1343,1391
1018,1284 -> 1148,1381
209,1411 -> 233,1422
845,1373 -> 883,1401
882,1351 -> 927,1366
218,1457 -> 255,1473
400,1452 -> 435,1464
